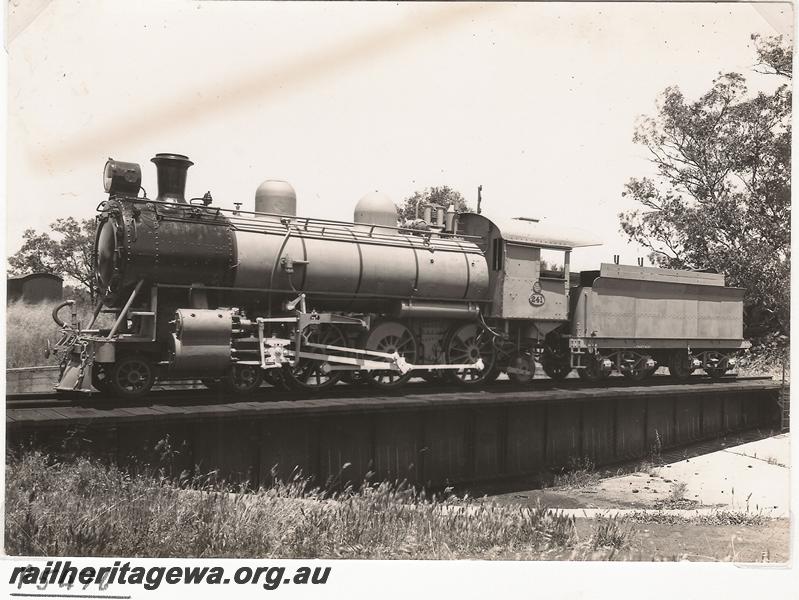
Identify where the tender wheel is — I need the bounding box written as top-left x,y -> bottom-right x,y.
619,352 -> 651,381
364,321 -> 419,389
284,324 -> 346,391
91,363 -> 113,394
577,354 -> 610,382
705,367 -> 728,379
507,351 -> 536,384
703,352 -> 729,380
108,354 -> 155,399
224,364 -> 264,395
668,351 -> 695,380
541,352 -> 572,381
444,322 -> 498,386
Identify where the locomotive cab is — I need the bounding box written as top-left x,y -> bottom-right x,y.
458,213 -> 601,339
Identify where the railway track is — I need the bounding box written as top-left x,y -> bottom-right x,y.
6,374 -> 774,411
7,375 -> 782,491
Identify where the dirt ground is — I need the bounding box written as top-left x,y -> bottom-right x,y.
486,431 -> 791,562
573,518 -> 790,562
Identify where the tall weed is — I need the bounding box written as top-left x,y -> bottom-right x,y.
5,452 -> 616,559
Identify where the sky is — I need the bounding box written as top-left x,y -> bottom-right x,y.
5,1 -> 793,271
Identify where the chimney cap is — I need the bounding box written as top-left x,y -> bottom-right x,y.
151,153 -> 194,166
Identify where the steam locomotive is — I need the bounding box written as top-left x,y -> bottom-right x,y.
50,153 -> 749,399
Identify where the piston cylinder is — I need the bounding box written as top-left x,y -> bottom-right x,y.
169,308 -> 233,372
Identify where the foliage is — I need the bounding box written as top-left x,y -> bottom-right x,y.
398,186 -> 471,222
5,452 -> 638,559
752,33 -> 792,78
8,218 -> 97,301
619,35 -> 791,336
738,332 -> 790,379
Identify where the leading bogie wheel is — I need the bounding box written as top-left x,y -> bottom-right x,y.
364,321 -> 419,389
91,363 -> 113,394
444,322 -> 498,386
224,363 -> 264,395
284,324 -> 346,391
108,353 -> 156,399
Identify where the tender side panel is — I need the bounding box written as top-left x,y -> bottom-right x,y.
580,277 -> 744,341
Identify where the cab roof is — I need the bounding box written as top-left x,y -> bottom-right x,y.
462,213 -> 603,250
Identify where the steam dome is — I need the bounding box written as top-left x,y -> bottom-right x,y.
255,180 -> 296,217
354,191 -> 397,228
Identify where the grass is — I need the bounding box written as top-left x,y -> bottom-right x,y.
589,515 -> 634,550
624,510 -> 770,527
5,301 -> 112,368
6,301 -> 67,368
6,451 -> 636,559
669,480 -> 688,502
552,457 -> 600,489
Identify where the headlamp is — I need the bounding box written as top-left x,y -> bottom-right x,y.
103,159 -> 142,195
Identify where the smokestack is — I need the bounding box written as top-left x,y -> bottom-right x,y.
151,153 -> 193,204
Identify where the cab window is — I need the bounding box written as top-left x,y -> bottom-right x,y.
540,248 -> 565,278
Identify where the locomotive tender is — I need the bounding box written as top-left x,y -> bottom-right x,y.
50,153 -> 749,398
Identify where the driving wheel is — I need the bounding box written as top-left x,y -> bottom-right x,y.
444,322 -> 498,386
363,321 -> 418,389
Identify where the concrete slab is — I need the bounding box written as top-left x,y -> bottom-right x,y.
490,433 -> 790,517
607,433 -> 791,516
